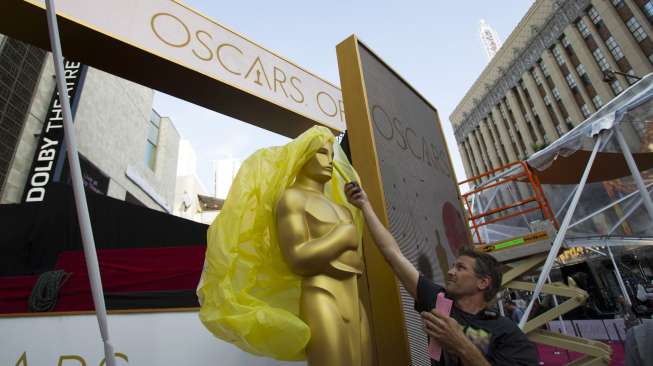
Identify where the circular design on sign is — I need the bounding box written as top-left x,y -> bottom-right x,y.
442,201 -> 470,256
316,91 -> 338,117
150,13 -> 191,48
371,105 -> 393,140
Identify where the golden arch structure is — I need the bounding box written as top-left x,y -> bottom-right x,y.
1,1 -> 468,365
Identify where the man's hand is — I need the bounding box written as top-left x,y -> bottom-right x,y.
421,311 -> 491,366
345,181 -> 369,209
421,311 -> 468,355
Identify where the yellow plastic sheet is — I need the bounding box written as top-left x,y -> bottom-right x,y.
197,126 -> 362,361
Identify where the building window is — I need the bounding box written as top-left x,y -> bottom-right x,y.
543,94 -> 552,106
577,19 -> 591,38
552,46 -> 565,65
610,79 -> 624,95
561,35 -> 571,48
543,134 -> 550,144
556,124 -> 565,136
588,7 -> 601,25
552,87 -> 562,101
644,1 -> 653,19
539,60 -> 550,77
532,70 -> 543,85
592,48 -> 610,71
145,110 -> 161,170
626,17 -> 648,42
612,0 -> 625,8
565,73 -> 578,89
605,36 -> 625,61
519,79 -> 526,90
626,69 -> 637,85
580,104 -> 591,118
592,95 -> 603,109
577,64 -> 591,85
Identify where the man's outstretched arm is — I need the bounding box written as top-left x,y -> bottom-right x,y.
345,182 -> 419,298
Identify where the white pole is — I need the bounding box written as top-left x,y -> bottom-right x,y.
602,195 -> 642,308
486,186 -> 500,210
547,275 -> 568,335
507,182 -> 530,227
606,187 -> 653,236
519,134 -> 603,330
615,126 -> 653,223
555,186 -> 577,219
568,181 -> 653,229
44,2 -> 116,365
606,246 -> 633,306
498,298 -> 505,317
596,193 -> 651,304
475,192 -> 490,243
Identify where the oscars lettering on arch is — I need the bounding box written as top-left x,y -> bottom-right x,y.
149,12 -> 344,126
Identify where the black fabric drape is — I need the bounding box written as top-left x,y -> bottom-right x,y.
0,183 -> 207,276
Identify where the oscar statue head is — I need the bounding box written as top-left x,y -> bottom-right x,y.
298,141 -> 334,184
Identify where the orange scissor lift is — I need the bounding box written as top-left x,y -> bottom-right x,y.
458,161 -> 612,366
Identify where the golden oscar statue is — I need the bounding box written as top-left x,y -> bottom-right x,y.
276,141 -> 372,366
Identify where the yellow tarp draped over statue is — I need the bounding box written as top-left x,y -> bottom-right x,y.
197,126 -> 362,361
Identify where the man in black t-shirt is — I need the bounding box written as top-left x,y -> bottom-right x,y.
345,182 -> 539,365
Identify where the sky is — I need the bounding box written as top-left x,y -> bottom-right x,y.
153,1 -> 534,193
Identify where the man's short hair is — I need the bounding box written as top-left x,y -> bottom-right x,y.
458,246 -> 502,301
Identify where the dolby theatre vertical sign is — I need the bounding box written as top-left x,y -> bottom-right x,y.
337,36 -> 470,366
22,60 -> 86,202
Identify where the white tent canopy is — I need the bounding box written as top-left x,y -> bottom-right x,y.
468,73 -> 653,243
462,73 -> 653,329
528,72 -> 653,173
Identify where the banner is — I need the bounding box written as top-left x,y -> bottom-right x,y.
3,0 -> 345,136
1,311 -> 306,365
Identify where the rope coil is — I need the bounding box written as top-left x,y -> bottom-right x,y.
28,270 -> 71,312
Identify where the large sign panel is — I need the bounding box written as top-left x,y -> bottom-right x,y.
337,37 -> 469,366
1,0 -> 344,136
358,42 -> 468,366
0,311 -> 305,366
357,46 -> 467,284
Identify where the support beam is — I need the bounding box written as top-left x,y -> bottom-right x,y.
528,329 -> 611,364
607,246 -> 633,306
520,134 -> 603,329
615,126 -> 653,223
569,180 -> 653,229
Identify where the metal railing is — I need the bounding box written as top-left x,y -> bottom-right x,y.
459,160 -> 558,244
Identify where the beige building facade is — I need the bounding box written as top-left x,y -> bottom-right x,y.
0,35 -> 180,212
173,140 -> 222,225
451,0 -> 653,179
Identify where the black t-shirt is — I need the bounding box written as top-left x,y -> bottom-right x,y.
414,275 -> 539,366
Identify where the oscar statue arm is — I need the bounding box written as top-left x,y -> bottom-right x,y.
276,189 -> 357,276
